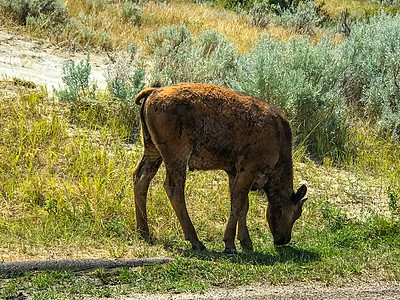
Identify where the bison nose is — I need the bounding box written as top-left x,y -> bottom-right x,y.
273,237 -> 291,246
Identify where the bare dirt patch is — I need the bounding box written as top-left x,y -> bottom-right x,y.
97,281 -> 400,300
0,30 -> 109,91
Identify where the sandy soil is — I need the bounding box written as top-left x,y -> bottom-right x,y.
104,281 -> 400,300
0,30 -> 109,91
1,29 -> 399,300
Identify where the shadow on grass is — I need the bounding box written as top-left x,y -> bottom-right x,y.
159,239 -> 320,266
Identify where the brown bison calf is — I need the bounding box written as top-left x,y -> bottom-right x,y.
133,83 -> 307,253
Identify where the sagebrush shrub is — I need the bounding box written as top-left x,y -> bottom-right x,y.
372,0 -> 400,5
145,24 -> 350,159
268,0 -> 299,13
54,54 -> 96,103
145,23 -> 192,56
341,13 -> 400,140
106,41 -> 145,108
54,54 -> 141,139
146,24 -> 239,87
0,0 -> 69,26
248,1 -> 272,28
236,36 -> 349,158
277,0 -> 329,35
122,2 -> 143,24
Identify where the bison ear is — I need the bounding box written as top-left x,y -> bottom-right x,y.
293,184 -> 307,204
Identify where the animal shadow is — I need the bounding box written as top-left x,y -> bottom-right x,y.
161,240 -> 320,266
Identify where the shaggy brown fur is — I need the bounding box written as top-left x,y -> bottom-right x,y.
133,83 -> 307,252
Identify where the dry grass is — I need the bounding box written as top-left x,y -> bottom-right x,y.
60,0 -> 384,54
63,0 -> 294,52
1,0 -> 382,54
316,0 -> 379,17
140,0 -> 294,52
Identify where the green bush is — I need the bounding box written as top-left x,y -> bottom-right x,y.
53,54 -> 106,125
211,0 -> 254,10
268,0 -> 299,12
0,0 -> 69,26
68,13 -> 113,50
387,185 -> 400,216
236,36 -> 349,159
106,41 -> 146,108
341,13 -> 400,140
54,54 -> 141,140
145,24 -> 239,87
122,2 -> 143,24
55,54 -> 96,103
145,25 -> 353,159
248,1 -> 272,27
277,0 -> 330,34
144,14 -> 400,158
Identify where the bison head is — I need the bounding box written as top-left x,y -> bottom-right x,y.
266,185 -> 307,245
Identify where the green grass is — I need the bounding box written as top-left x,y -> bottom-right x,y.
0,80 -> 400,298
1,206 -> 399,297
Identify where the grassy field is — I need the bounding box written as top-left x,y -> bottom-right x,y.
0,79 -> 399,298
1,0 -> 400,298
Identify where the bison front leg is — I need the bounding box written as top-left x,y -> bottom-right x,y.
224,173 -> 254,254
164,167 -> 206,251
133,155 -> 162,239
238,197 -> 253,251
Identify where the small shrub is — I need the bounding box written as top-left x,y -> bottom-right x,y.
146,24 -> 239,87
122,2 -> 144,24
68,13 -> 114,50
0,0 -> 69,26
268,0 -> 299,13
106,41 -> 146,108
212,0 -> 254,10
53,54 -> 105,125
55,54 -> 96,103
277,0 -> 330,35
75,24 -> 96,48
105,42 -> 145,140
145,24 -> 193,84
341,13 -> 400,141
248,1 -> 272,28
145,23 -> 192,56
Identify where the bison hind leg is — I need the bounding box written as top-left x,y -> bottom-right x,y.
133,152 -> 162,239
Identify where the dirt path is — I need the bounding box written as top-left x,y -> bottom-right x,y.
103,281 -> 400,300
0,30 -> 109,91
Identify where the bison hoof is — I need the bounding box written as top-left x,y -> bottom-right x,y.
224,248 -> 238,255
138,228 -> 150,240
240,241 -> 253,251
192,242 -> 207,251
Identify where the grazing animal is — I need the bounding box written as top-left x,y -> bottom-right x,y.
133,83 -> 307,253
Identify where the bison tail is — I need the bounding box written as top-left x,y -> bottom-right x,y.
134,88 -> 156,105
